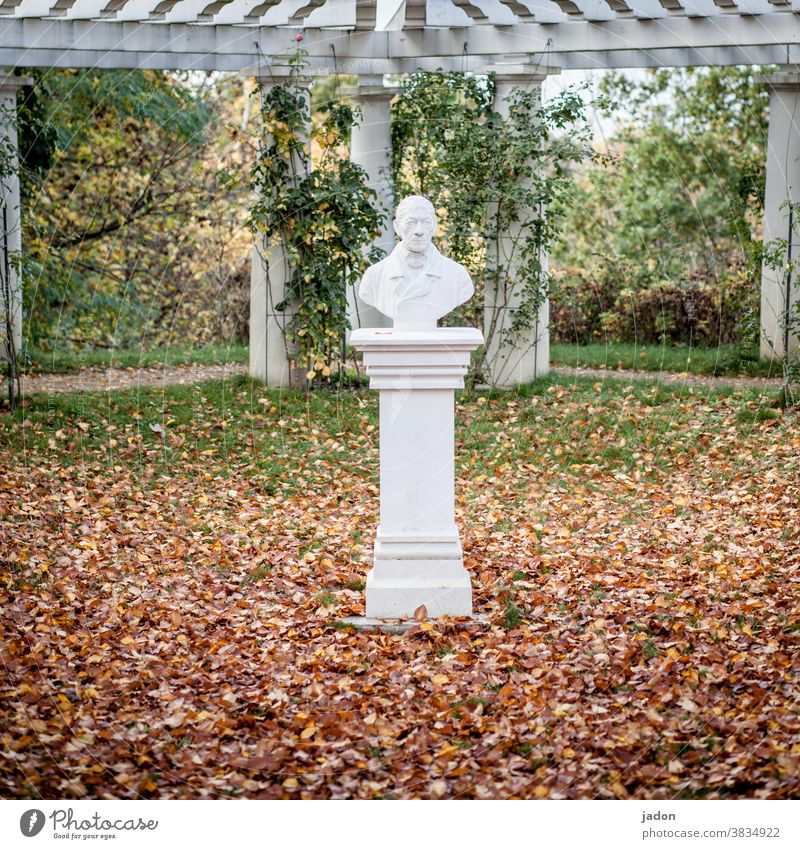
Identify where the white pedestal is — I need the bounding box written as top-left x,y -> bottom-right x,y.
350,327 -> 483,618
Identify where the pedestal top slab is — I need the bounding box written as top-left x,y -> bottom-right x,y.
349,327 -> 484,350
350,327 -> 483,393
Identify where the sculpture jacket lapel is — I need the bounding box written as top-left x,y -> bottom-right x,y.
387,246 -> 443,304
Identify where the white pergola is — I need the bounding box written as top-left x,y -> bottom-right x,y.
2,4 -> 800,71
0,2 -> 798,384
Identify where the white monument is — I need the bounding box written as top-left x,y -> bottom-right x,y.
350,196 -> 483,619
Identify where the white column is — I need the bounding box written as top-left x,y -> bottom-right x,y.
249,76 -> 310,387
350,327 -> 483,619
347,78 -> 395,330
250,238 -> 301,387
760,71 -> 800,361
484,70 -> 550,387
0,75 -> 31,364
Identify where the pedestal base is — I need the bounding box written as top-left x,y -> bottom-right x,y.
365,566 -> 472,619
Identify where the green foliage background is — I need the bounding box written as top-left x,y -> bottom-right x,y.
550,66 -> 770,350
392,71 -> 591,375
244,56 -> 383,383
18,69 -> 253,354
11,65 -> 780,366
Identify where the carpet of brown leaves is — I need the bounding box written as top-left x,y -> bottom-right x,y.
1,376 -> 799,799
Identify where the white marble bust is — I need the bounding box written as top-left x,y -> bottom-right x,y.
358,195 -> 474,330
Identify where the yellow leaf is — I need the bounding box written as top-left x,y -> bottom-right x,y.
300,725 -> 316,739
432,674 -> 449,685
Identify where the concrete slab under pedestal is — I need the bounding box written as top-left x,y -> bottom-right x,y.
338,614 -> 489,635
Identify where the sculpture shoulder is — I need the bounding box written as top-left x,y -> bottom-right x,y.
440,256 -> 471,281
439,255 -> 473,298
359,255 -> 392,306
363,254 -> 393,280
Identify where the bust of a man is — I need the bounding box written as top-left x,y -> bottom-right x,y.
358,195 -> 474,330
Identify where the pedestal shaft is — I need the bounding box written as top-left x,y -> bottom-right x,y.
379,388 -> 454,537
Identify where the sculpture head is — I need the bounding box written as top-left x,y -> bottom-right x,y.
394,195 -> 437,254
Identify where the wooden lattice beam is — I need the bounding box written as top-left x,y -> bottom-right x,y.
0,13 -> 799,69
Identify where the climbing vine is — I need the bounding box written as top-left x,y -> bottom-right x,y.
247,47 -> 383,384
392,71 -> 591,382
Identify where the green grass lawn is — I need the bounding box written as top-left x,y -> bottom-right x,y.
22,342 -> 249,374
2,370 -> 786,485
23,340 -> 780,381
550,342 -> 779,379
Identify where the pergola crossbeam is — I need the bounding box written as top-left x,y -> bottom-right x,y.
0,15 -> 799,70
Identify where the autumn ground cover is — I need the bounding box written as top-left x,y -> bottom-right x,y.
1,374 -> 799,800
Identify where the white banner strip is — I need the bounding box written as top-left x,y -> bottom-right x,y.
2,799 -> 799,849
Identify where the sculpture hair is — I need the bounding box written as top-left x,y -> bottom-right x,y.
395,195 -> 436,221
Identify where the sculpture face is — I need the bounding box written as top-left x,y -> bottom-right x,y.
395,205 -> 436,253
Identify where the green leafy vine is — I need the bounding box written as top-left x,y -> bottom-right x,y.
247,48 -> 383,383
392,71 -> 591,382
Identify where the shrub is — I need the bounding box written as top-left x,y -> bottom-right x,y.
551,256 -> 758,348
